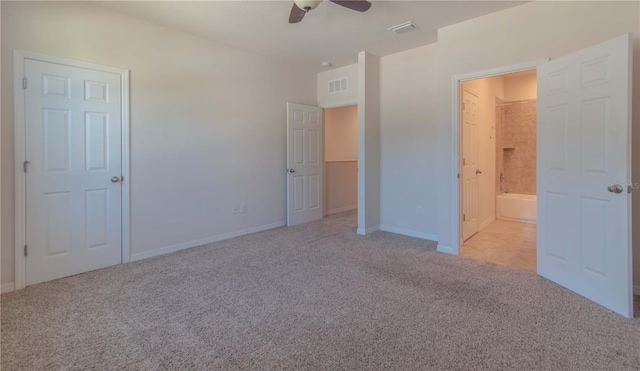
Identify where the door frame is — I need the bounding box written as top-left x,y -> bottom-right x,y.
13,50 -> 131,290
450,59 -> 547,254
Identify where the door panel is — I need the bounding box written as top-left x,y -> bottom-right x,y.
44,192 -> 71,256
85,112 -> 109,171
25,59 -> 123,285
293,175 -> 305,211
462,89 -> 480,241
537,34 -> 633,317
287,103 -> 323,226
85,189 -> 109,249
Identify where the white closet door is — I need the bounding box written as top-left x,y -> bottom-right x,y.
25,59 -> 123,285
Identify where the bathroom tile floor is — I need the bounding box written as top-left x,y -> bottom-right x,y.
461,220 -> 536,272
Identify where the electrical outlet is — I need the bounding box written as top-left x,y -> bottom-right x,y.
239,204 -> 246,213
416,206 -> 423,215
232,205 -> 238,214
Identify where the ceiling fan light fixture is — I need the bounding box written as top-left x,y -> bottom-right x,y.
294,0 -> 322,12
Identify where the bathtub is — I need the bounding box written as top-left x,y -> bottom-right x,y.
496,193 -> 537,224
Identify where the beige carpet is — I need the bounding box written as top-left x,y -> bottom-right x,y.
2,210 -> 640,370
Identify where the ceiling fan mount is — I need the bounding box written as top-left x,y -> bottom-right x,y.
294,0 -> 322,12
289,0 -> 372,24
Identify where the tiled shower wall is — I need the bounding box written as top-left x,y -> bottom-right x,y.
496,101 -> 536,195
495,97 -> 504,196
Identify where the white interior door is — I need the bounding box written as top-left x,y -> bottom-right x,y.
537,34 -> 633,317
462,88 -> 480,241
287,103 -> 323,226
25,59 -> 123,286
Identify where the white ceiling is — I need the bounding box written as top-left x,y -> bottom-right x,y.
97,0 -> 527,71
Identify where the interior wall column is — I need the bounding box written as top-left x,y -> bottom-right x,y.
357,51 -> 381,235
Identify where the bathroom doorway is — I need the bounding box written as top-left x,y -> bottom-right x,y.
459,70 -> 537,271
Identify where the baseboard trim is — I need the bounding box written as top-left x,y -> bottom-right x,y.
634,285 -> 640,296
357,226 -> 380,236
436,244 -> 457,255
326,205 -> 357,216
479,215 -> 495,230
379,226 -> 438,242
1,283 -> 15,294
130,220 -> 287,262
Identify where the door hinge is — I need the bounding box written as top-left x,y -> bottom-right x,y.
463,214 -> 466,222
23,161 -> 30,173
22,77 -> 27,89
24,245 -> 28,257
463,158 -> 466,166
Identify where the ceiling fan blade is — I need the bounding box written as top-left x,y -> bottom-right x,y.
329,0 -> 372,12
289,4 -> 306,23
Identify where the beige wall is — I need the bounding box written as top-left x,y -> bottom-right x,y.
1,1 -> 316,285
434,1 -> 640,288
325,105 -> 357,162
503,71 -> 537,102
379,43 -> 439,238
317,64 -> 358,108
324,105 -> 357,215
461,77 -> 504,228
325,162 -> 357,215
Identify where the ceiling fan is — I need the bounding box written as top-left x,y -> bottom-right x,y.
289,0 -> 372,24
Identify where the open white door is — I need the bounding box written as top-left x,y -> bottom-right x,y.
537,34 -> 633,317
461,88 -> 480,241
287,103 -> 323,226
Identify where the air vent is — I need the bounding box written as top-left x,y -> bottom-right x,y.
328,78 -> 348,94
388,21 -> 417,34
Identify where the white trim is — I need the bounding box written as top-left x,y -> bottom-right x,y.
454,59 -> 549,82
319,99 -> 358,109
357,225 -> 380,236
479,215 -> 496,231
121,69 -> 131,264
130,221 -> 286,262
379,226 -> 438,242
436,244 -> 456,255
1,283 -> 16,294
450,59 -> 548,257
13,52 -> 26,291
634,285 -> 640,296
326,205 -> 357,216
13,50 -> 131,290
